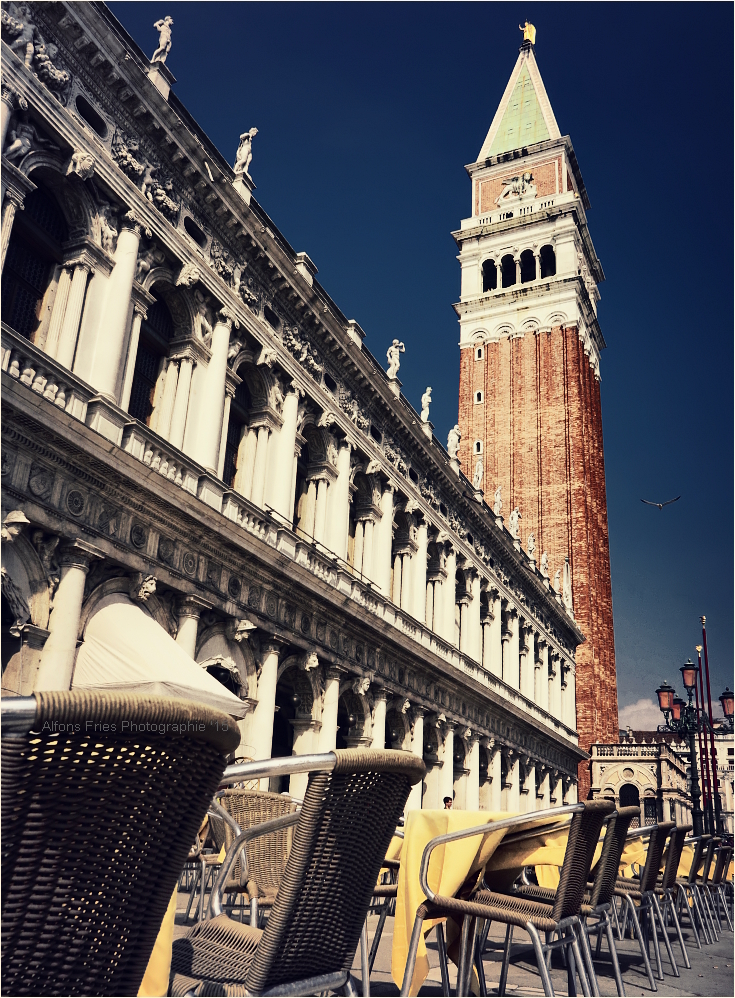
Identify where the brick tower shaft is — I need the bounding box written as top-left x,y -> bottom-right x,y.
453,34 -> 618,795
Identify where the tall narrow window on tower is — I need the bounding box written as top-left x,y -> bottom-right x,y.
540,244 -> 556,279
482,259 -> 497,293
520,249 -> 536,283
500,254 -> 516,288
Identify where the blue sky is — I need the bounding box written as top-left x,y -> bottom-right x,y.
110,3 -> 734,720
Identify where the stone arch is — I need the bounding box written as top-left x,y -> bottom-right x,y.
1,532 -> 51,630
196,622 -> 258,700
23,158 -> 98,242
337,681 -> 371,746
79,577 -> 175,639
233,358 -> 274,410
276,654 -> 320,719
545,311 -> 568,328
145,275 -> 197,341
493,322 -> 515,339
385,704 -> 411,750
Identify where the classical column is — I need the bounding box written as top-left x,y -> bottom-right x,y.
313,476 -> 330,545
525,764 -> 537,813
271,387 -> 301,520
432,578 -> 444,637
459,596 -> 471,655
55,262 -> 91,370
469,573 -> 482,662
483,591 -> 502,676
563,662 -> 577,729
400,552 -> 412,611
353,519 -> 365,575
376,484 -> 394,596
550,652 -> 562,719
504,608 -> 520,689
85,211 -> 144,400
190,308 -> 236,474
514,257 -> 521,284
405,707 -> 426,812
44,266 -> 72,359
412,522 -> 428,623
289,719 -> 320,799
1,187 -> 25,269
216,387 -> 234,480
521,624 -> 535,700
506,751 -> 520,812
537,767 -> 551,809
233,425 -> 257,499
120,304 -> 146,414
564,777 -> 578,805
392,552 -> 402,605
35,540 -> 102,691
152,358 -> 180,440
329,440 -> 352,560
175,595 -> 210,659
318,666 -> 342,752
537,640 -> 550,711
466,736 -> 480,811
425,582 -> 434,632
488,741 -> 502,811
250,638 -> 283,789
1,84 -> 25,149
168,354 -> 193,449
443,546 -> 457,645
250,425 -> 271,509
534,249 -> 541,281
362,518 -> 375,582
371,689 -> 388,749
441,723 -> 455,803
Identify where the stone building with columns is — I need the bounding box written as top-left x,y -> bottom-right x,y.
1,1 -> 585,811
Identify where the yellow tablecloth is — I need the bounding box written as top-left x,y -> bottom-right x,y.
138,889 -> 177,997
391,810 -> 584,996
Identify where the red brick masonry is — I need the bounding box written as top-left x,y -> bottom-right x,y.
459,325 -> 618,796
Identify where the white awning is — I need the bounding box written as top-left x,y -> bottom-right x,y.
73,595 -> 248,717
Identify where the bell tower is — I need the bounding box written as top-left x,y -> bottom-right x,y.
454,27 -> 618,794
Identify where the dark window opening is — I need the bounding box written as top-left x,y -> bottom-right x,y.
183,216 -> 207,247
408,467 -> 418,484
501,254 -> 516,288
540,244 -> 556,279
128,294 -> 175,425
482,259 -> 497,293
439,503 -> 447,516
263,304 -> 280,329
520,249 -> 536,284
324,371 -> 337,393
1,184 -> 68,341
223,379 -> 251,487
75,94 -> 108,138
369,425 -> 382,444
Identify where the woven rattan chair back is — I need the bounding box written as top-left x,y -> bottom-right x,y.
660,824 -> 692,891
243,748 -> 424,995
219,789 -> 297,898
588,805 -> 640,908
686,835 -> 710,884
638,821 -> 675,892
711,845 -> 732,887
1,691 -> 238,997
550,799 -> 615,922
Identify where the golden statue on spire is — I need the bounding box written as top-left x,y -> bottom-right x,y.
520,21 -> 536,45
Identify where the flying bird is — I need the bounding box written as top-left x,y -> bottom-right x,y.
641,496 -> 681,510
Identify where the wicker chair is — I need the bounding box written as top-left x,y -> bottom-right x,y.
614,821 -> 676,988
170,749 -> 425,997
696,837 -> 723,940
675,835 -> 717,945
1,691 -> 238,997
707,843 -> 733,933
209,789 -> 298,926
654,824 -> 693,966
399,800 -> 615,998
513,805 -> 640,997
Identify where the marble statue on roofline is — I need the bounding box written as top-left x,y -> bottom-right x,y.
446,424 -> 461,461
420,387 -> 432,423
234,128 -> 258,178
473,459 -> 483,491
527,532 -> 535,559
509,506 -> 521,539
151,16 -> 173,64
386,339 -> 405,379
540,551 -> 549,578
493,485 -> 502,517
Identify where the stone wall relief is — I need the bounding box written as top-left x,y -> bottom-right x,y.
0,516 -> 51,629
110,128 -> 179,223
4,111 -> 60,164
2,3 -> 71,101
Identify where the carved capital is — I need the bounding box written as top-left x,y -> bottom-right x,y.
57,539 -> 104,571
177,594 -> 213,621
216,305 -> 240,331
121,209 -> 151,238
1,85 -> 27,112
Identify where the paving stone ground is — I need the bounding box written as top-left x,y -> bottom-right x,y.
173,883 -> 734,996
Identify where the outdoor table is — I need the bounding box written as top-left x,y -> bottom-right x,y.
391,808 -> 597,996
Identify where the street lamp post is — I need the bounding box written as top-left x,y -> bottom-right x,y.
656,663 -> 704,836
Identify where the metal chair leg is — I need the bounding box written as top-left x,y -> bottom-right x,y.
457,916 -> 477,997
645,901 -> 664,982
675,885 -> 701,949
603,913 -> 627,997
399,910 -> 425,998
664,892 -> 690,968
436,923 -> 450,997
624,895 -> 657,992
565,930 -> 578,998
368,902 -> 389,973
527,922 -> 555,998
569,925 -> 591,997
474,932 -> 487,997
360,919 -> 370,997
576,919 -> 600,997
689,885 -> 712,944
651,893 -> 678,977
717,885 -> 733,931
183,862 -> 202,922
498,923 -> 513,996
